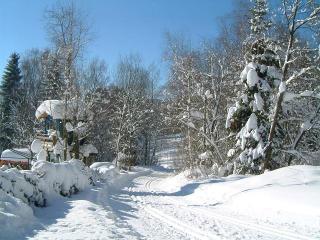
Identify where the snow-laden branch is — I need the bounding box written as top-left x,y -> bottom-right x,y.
286,66 -> 314,85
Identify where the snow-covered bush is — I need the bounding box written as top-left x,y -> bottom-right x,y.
0,188 -> 35,239
90,162 -> 119,181
0,159 -> 94,207
0,168 -> 45,206
32,159 -> 94,198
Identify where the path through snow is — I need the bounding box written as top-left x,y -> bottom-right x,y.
23,136 -> 319,240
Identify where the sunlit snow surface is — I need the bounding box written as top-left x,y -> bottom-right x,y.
1,137 -> 319,240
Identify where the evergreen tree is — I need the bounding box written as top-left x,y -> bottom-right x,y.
226,0 -> 281,174
0,53 -> 22,151
249,0 -> 272,37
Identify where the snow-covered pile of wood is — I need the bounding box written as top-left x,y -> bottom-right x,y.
0,159 -> 94,207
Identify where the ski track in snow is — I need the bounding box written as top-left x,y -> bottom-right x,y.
24,169 -> 319,240
20,136 -> 319,240
132,174 -> 316,240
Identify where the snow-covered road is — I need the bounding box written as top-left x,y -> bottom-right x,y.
21,135 -> 319,239
24,166 -> 319,240
125,170 -> 317,240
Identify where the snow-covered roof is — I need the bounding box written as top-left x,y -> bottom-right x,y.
36,100 -> 65,120
36,100 -> 86,120
1,148 -> 32,162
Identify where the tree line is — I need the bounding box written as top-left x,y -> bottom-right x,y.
0,0 -> 319,174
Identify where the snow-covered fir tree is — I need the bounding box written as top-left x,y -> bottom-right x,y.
226,0 -> 282,174
0,53 -> 22,151
249,0 -> 271,36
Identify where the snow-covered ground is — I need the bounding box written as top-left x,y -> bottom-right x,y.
1,137 -> 319,240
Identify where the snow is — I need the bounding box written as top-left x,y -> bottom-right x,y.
204,90 -> 213,99
0,188 -> 36,240
2,161 -> 319,239
90,161 -> 118,180
80,144 -> 98,157
301,120 -> 312,130
240,62 -> 257,81
35,100 -> 85,120
31,139 -> 42,153
186,121 -> 195,128
36,149 -> 47,161
227,148 -> 236,157
0,167 -> 46,206
253,92 -> 264,111
32,159 -> 94,198
190,110 -> 204,119
246,113 -> 258,132
35,100 -> 65,119
65,122 -> 73,132
198,151 -> 212,160
185,165 -> 320,228
247,69 -> 260,88
0,160 -> 93,207
1,148 -> 31,162
226,106 -> 237,128
279,81 -> 286,94
1,136 -> 319,240
283,90 -> 320,102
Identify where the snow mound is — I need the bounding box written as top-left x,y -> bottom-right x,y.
32,159 -> 94,198
0,189 -> 35,240
0,168 -> 45,206
90,162 -> 119,180
186,165 -> 320,226
0,159 -> 94,207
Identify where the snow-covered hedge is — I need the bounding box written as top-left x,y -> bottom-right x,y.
32,159 -> 94,198
0,168 -> 45,206
0,188 -> 35,239
0,159 -> 94,207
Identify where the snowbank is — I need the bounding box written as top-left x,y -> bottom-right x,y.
0,159 -> 94,207
0,168 -> 45,206
0,189 -> 35,239
90,162 -> 151,191
184,165 -> 320,226
0,160 -> 94,239
32,159 -> 94,198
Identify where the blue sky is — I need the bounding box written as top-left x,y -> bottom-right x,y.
0,0 -> 234,83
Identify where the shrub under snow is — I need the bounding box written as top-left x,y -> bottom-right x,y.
0,188 -> 35,239
0,168 -> 45,206
32,159 -> 94,198
0,159 -> 94,207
